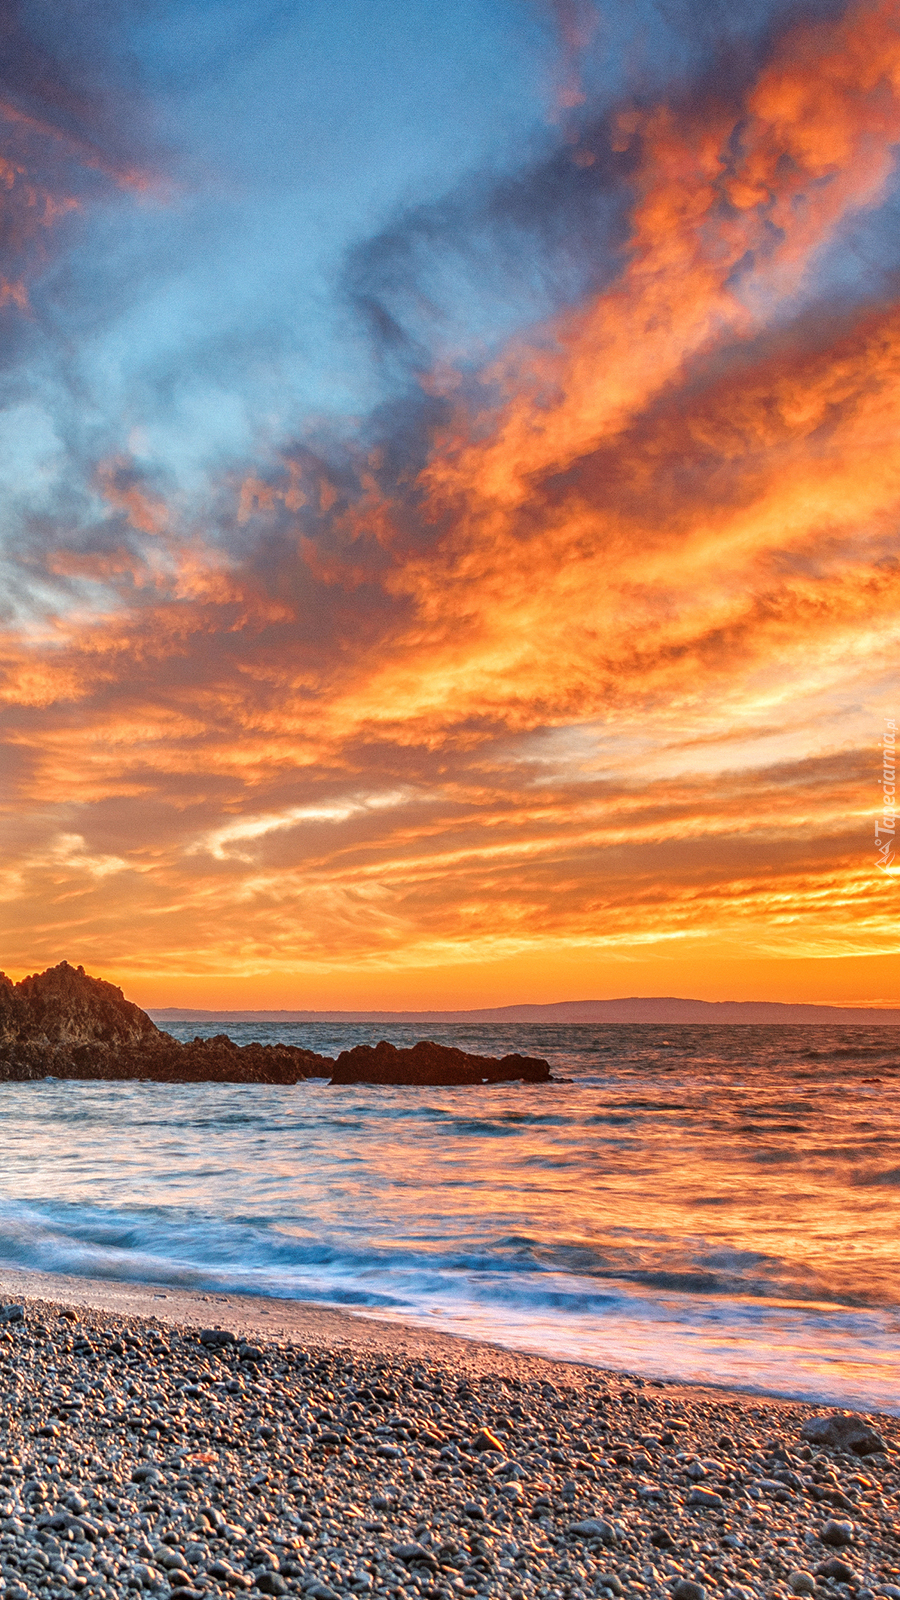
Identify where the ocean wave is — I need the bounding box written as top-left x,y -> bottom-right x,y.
0,1024 -> 897,1408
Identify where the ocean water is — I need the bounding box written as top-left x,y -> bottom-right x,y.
0,1023 -> 897,1411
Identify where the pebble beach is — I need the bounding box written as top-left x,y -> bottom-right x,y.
0,1276 -> 895,1600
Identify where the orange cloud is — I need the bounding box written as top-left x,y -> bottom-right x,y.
1,0 -> 898,1003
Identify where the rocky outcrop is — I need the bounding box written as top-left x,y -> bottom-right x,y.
0,963 -> 552,1086
0,963 -> 326,1084
330,1038 -> 551,1085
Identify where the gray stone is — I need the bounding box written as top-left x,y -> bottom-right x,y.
255,1576 -> 287,1597
158,1549 -> 189,1571
672,1581 -> 706,1600
249,1549 -> 279,1571
207,1560 -> 252,1590
800,1414 -> 886,1457
461,1502 -> 486,1521
500,1483 -> 524,1502
472,1429 -> 504,1454
570,1519 -> 616,1544
393,1544 -> 439,1571
820,1521 -> 854,1548
787,1572 -> 816,1595
687,1490 -> 723,1509
817,1559 -> 856,1584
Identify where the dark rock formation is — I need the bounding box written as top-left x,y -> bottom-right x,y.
0,963 -> 552,1086
0,963 -> 326,1084
330,1039 -> 551,1086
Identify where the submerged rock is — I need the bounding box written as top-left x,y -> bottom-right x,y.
329,1038 -> 551,1085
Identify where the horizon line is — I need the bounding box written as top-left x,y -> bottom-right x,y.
147,995 -> 900,1025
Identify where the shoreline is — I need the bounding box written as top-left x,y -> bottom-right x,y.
0,1267 -> 880,1418
0,1269 -> 896,1600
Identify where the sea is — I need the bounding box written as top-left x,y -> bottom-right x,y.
0,1022 -> 897,1412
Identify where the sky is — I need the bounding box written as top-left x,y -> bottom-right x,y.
0,0 -> 898,1010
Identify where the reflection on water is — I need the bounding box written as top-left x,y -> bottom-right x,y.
0,1023 -> 897,1409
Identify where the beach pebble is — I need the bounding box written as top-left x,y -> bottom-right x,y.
672,1580 -> 706,1600
472,1428 -> 504,1453
687,1489 -> 723,1508
254,1575 -> 287,1596
570,1518 -> 617,1543
207,1560 -> 252,1588
249,1547 -> 280,1569
818,1558 -> 857,1584
801,1414 -> 887,1457
158,1549 -> 190,1570
394,1542 -> 439,1570
788,1571 -> 816,1594
821,1520 -> 854,1547
501,1482 -> 524,1502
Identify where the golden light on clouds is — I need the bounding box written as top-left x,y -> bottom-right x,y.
0,0 -> 898,1007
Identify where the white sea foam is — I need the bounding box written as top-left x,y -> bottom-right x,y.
0,1021 -> 896,1408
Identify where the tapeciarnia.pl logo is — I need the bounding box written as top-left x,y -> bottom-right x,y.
876,717 -> 896,871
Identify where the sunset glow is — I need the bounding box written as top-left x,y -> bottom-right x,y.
0,0 -> 897,1008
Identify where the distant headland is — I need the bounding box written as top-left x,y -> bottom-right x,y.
150,997 -> 900,1025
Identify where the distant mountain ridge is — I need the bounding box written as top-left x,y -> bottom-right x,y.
150,996 -> 900,1025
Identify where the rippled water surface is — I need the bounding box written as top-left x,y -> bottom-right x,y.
0,1023 -> 897,1409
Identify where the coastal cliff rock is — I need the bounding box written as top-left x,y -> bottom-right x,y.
330,1038 -> 551,1085
0,962 -> 552,1086
0,963 -> 328,1084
